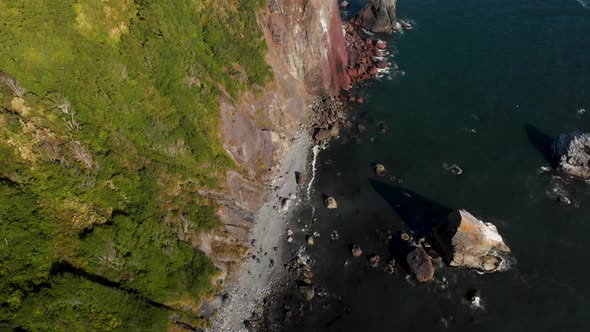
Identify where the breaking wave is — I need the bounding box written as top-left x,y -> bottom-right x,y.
577,0 -> 590,9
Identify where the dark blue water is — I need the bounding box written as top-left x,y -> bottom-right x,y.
284,1 -> 590,331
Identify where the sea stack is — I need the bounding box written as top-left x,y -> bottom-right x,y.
552,132 -> 590,180
432,210 -> 511,272
353,0 -> 399,33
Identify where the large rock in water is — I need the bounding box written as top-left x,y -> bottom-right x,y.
406,247 -> 434,282
552,132 -> 590,180
432,210 -> 511,272
354,0 -> 398,33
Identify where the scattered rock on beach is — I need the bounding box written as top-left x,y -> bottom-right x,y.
407,247 -> 434,282
432,209 -> 511,272
374,163 -> 387,177
325,196 -> 338,209
294,171 -> 305,185
351,244 -> 363,257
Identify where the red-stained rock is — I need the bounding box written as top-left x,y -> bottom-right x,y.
369,66 -> 378,76
360,73 -> 371,80
375,40 -> 387,49
356,97 -> 365,104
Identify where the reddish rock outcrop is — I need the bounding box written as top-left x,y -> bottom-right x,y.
263,0 -> 350,95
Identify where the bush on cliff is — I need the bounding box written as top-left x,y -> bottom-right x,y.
0,0 -> 270,329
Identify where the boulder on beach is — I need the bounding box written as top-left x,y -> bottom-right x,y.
552,132 -> 590,180
295,171 -> 307,185
314,128 -> 331,142
432,210 -> 511,272
353,0 -> 398,33
325,196 -> 338,209
406,247 -> 434,282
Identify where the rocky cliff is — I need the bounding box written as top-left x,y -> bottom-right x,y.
206,0 -> 351,276
353,0 -> 399,33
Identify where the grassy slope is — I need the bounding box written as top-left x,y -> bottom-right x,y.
0,0 -> 269,330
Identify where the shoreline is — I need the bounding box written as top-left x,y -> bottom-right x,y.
211,133 -> 313,332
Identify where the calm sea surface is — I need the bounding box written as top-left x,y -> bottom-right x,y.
283,0 -> 590,331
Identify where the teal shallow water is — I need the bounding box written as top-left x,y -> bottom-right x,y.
284,1 -> 590,331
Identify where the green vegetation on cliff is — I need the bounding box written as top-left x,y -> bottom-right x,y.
0,0 -> 269,330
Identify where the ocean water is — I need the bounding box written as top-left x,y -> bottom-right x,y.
282,1 -> 590,331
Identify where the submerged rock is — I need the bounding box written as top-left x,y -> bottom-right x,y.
552,132 -> 590,180
325,196 -> 338,209
432,210 -> 511,272
406,247 -> 434,282
353,0 -> 398,33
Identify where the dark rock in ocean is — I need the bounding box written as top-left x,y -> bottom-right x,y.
357,123 -> 367,133
400,232 -> 410,242
432,210 -> 511,272
325,196 -> 338,209
351,244 -> 363,257
369,255 -> 380,269
558,195 -> 572,206
353,0 -> 398,33
299,285 -> 315,301
374,163 -> 387,177
406,247 -> 434,282
399,19 -> 413,30
552,132 -> 590,180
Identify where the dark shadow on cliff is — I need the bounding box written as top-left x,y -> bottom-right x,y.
525,123 -> 556,166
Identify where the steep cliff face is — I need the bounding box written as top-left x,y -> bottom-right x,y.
264,0 -> 350,95
210,0 -> 351,277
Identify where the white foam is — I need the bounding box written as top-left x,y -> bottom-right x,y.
306,142 -> 326,199
577,0 -> 590,9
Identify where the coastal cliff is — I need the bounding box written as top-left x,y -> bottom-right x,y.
210,0 -> 351,268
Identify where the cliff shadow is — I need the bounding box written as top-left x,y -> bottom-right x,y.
525,123 -> 556,166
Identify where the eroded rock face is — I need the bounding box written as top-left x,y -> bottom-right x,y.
353,0 -> 398,33
406,247 -> 434,282
433,210 -> 511,272
552,132 -> 590,180
263,0 -> 350,95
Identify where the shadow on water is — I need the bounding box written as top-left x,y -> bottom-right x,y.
370,180 -> 453,271
369,179 -> 452,236
525,123 -> 556,166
